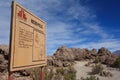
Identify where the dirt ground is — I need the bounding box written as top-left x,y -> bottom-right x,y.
74,61 -> 120,80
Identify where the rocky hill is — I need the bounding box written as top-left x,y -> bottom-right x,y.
0,45 -> 119,80
48,46 -> 118,67
0,45 -> 118,69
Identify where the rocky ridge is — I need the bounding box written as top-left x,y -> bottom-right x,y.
0,45 -> 118,80
48,46 -> 118,67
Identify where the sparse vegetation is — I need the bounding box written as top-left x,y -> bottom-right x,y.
44,66 -> 76,80
91,64 -> 103,74
113,57 -> 120,70
81,76 -> 99,80
44,67 -> 54,80
30,67 -> 41,80
94,57 -> 101,63
64,66 -> 76,80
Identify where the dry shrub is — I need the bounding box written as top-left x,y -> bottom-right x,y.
93,57 -> 101,63
113,57 -> 120,70
91,64 -> 103,74
81,76 -> 99,80
64,66 -> 76,80
44,66 -> 76,80
30,67 -> 41,80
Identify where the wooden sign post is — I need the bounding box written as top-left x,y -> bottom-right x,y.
8,72 -> 12,80
9,1 -> 47,80
41,67 -> 44,80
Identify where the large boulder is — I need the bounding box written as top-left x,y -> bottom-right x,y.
98,47 -> 112,56
63,61 -> 71,67
47,56 -> 54,66
47,56 -> 64,67
0,45 -> 9,55
53,60 -> 63,67
72,48 -> 87,60
0,51 -> 8,72
97,47 -> 117,66
0,45 -> 9,60
0,60 -> 8,72
0,54 -> 5,63
54,46 -> 75,61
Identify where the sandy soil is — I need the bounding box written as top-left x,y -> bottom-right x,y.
74,61 -> 120,80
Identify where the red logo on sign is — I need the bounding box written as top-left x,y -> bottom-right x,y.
18,9 -> 27,21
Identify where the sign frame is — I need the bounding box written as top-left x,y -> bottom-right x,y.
9,1 -> 47,72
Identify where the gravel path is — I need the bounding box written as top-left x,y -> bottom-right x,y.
74,61 -> 120,80
73,61 -> 91,80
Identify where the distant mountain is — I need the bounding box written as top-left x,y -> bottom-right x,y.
113,50 -> 120,56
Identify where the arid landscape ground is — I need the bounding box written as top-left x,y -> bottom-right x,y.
0,0 -> 120,80
74,61 -> 120,80
0,45 -> 120,80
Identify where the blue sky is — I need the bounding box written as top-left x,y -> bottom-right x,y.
0,0 -> 120,55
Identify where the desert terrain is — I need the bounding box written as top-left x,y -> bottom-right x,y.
74,61 -> 120,80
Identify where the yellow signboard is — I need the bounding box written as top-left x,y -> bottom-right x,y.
9,1 -> 47,71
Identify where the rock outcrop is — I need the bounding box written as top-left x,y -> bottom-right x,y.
97,47 -> 117,66
0,45 -> 9,53
54,46 -> 75,61
53,46 -> 98,62
0,44 -> 118,79
0,45 -> 33,80
0,45 -> 9,72
51,46 -> 98,66
0,50 -> 8,72
48,46 -> 117,67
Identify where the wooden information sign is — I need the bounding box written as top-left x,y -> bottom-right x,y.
9,1 -> 47,71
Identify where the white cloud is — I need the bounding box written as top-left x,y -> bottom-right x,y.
74,39 -> 120,52
0,0 -> 119,55
82,23 -> 109,38
68,6 -> 92,20
46,21 -> 86,54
